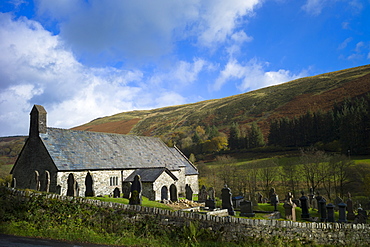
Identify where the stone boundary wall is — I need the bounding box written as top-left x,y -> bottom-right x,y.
3,187 -> 370,245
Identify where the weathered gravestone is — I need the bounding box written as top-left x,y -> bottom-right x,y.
354,206 -> 368,224
269,188 -> 276,205
346,193 -> 355,220
113,187 -> 120,198
122,182 -> 131,199
240,200 -> 255,217
334,196 -> 343,211
198,185 -> 208,202
221,185 -> 235,216
284,192 -> 296,221
208,187 -> 215,200
205,199 -> 216,210
170,184 -> 178,202
129,175 -> 142,205
257,192 -> 263,204
271,192 -> 279,212
326,203 -> 335,222
308,187 -> 314,209
185,184 -> 193,201
315,191 -> 323,214
299,191 -> 310,219
319,197 -> 327,222
338,202 -> 347,223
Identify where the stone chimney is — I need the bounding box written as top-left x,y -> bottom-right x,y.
29,105 -> 47,137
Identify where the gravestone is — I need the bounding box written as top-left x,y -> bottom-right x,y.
315,191 -> 323,214
346,193 -> 355,220
185,184 -> 193,201
338,202 -> 347,223
271,192 -> 279,211
170,184 -> 178,202
319,197 -> 327,222
284,201 -> 296,221
208,187 -> 215,200
269,188 -> 276,205
113,187 -> 120,198
354,206 -> 368,223
257,192 -> 263,204
129,175 -> 142,205
45,170 -> 50,193
240,200 -> 255,217
221,185 -> 235,216
122,182 -> 131,199
308,187 -> 314,208
198,185 -> 208,202
205,199 -> 216,210
299,191 -> 310,219
334,196 -> 343,211
326,203 -> 335,222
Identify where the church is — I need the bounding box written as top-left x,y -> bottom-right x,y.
11,105 -> 199,201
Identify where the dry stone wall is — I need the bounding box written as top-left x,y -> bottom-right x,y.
3,187 -> 370,246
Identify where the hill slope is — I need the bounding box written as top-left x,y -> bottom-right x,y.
73,64 -> 370,139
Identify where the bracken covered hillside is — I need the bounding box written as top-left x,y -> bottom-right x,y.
73,64 -> 370,140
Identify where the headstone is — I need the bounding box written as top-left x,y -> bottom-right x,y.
338,202 -> 347,223
354,206 -> 368,223
284,200 -> 296,221
334,196 -> 343,211
308,187 -> 314,208
170,184 -> 178,202
129,175 -> 142,205
240,200 -> 255,217
319,197 -> 327,222
315,191 -> 323,214
198,185 -> 208,202
45,170 -> 50,193
271,193 -> 279,211
221,185 -> 235,216
299,191 -> 310,219
113,187 -> 120,198
256,192 -> 262,204
185,184 -> 193,201
208,187 -> 215,200
122,182 -> 131,199
326,203 -> 335,222
269,188 -> 276,205
205,199 -> 216,210
346,193 -> 355,220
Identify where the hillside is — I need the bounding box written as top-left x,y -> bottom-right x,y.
73,64 -> 370,139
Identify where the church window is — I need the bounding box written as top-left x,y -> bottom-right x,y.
110,176 -> 118,186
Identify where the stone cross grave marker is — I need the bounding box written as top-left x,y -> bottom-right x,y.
221,185 -> 235,216
129,175 -> 142,205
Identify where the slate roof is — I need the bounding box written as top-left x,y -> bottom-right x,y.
169,147 -> 198,175
40,127 -> 196,173
124,168 -> 178,183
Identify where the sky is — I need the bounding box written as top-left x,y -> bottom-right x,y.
0,0 -> 369,137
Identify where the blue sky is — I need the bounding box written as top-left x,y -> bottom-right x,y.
0,0 -> 369,136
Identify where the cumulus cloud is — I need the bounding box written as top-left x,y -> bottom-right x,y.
213,59 -> 307,92
34,0 -> 261,64
0,13 -> 164,136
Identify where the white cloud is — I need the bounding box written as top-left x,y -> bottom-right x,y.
302,0 -> 328,15
338,37 -> 353,50
213,59 -> 307,92
34,0 -> 261,64
0,13 -> 154,136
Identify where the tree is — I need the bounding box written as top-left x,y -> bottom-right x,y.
247,122 -> 265,148
228,122 -> 242,150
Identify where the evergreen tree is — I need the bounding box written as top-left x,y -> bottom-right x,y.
247,122 -> 265,148
228,122 -> 242,150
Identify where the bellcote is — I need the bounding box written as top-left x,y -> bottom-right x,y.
29,105 -> 47,137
